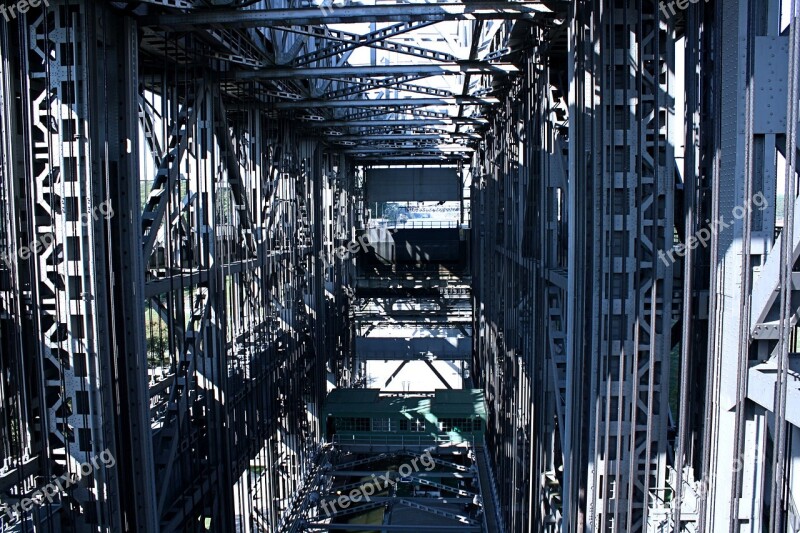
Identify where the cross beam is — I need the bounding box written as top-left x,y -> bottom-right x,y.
233,62 -> 518,80
342,146 -> 474,154
355,156 -> 468,163
304,525 -> 481,532
275,97 -> 499,109
326,127 -> 478,137
315,119 -> 487,127
152,2 -> 555,28
291,21 -> 454,66
328,134 -> 479,141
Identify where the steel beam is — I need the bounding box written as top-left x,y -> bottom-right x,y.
317,118 -> 486,127
233,62 -> 518,80
327,134 -> 480,141
344,145 -> 472,152
322,80 -> 455,99
151,3 -> 556,28
304,524 -> 481,531
291,21 -> 453,66
565,1 -> 674,530
275,97 -> 498,109
353,156 -> 468,163
321,74 -> 438,100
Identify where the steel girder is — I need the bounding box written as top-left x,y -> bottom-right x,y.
139,85 -> 356,528
471,54 -> 546,531
322,79 -> 456,100
0,2 -> 147,530
328,134 -> 479,142
0,8 -> 57,532
233,62 -> 518,80
691,0 -> 800,531
564,1 -> 675,532
317,119 -> 486,127
151,2 -> 559,28
27,8 -> 124,523
0,2 -> 360,531
293,444 -> 489,530
274,97 -> 500,109
320,74 -> 442,100
290,21 -> 454,66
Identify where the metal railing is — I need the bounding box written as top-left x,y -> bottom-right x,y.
331,433 -> 467,447
366,219 -> 463,229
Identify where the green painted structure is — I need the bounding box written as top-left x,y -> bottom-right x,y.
324,389 -> 487,444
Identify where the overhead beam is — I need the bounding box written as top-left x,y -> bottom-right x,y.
324,80 -> 455,98
327,127 -> 479,137
322,74 -> 434,100
332,108 -> 456,122
233,62 -> 517,80
328,134 -> 479,141
275,96 -> 498,109
353,155 -> 469,163
356,337 -> 471,359
354,156 -> 470,162
343,145 -> 474,154
152,3 -> 555,28
304,525 -> 481,532
291,21 -> 454,66
747,362 -> 800,427
316,118 -> 486,127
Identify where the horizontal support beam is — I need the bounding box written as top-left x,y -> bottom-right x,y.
344,146 -> 474,154
275,97 -> 498,109
328,133 -> 480,141
353,156 -> 469,163
356,337 -> 471,360
305,524 -> 481,532
329,471 -> 474,478
327,126 -> 475,135
331,135 -> 452,142
152,3 -> 554,28
233,62 -> 517,80
318,496 -> 475,503
747,362 -> 800,427
318,119 -> 485,127
751,190 -> 800,331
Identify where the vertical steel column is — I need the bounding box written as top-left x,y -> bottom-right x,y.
568,0 -> 675,530
0,5 -> 54,530
698,0 -> 785,529
18,1 -> 126,529
95,8 -> 159,532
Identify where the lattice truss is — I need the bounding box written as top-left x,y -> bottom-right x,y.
0,0 -> 359,530
469,16 -> 570,532
567,1 -> 675,531
17,0 -> 800,532
472,1 -> 675,532
138,79 -> 355,528
0,5 -> 121,529
283,447 -> 486,531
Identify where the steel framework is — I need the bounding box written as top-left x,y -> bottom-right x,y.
0,0 -> 798,532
